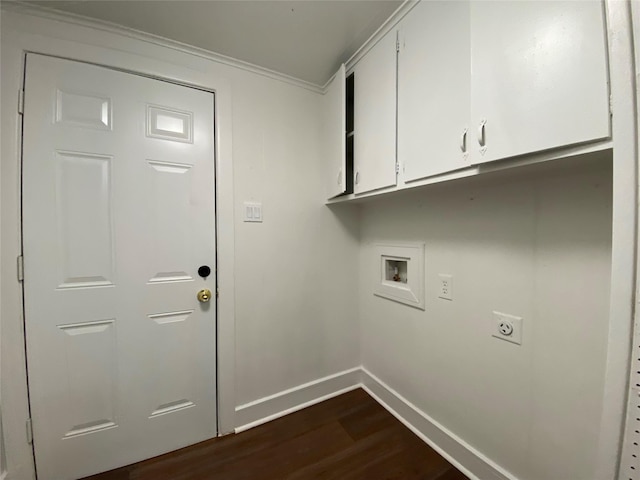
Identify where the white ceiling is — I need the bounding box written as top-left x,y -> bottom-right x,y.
25,0 -> 403,86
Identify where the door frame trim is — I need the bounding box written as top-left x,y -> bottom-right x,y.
2,10 -> 236,479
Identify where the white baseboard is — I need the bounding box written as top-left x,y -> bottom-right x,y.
234,366 -> 515,480
234,367 -> 362,433
360,368 -> 516,480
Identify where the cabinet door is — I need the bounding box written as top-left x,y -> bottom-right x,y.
324,64 -> 346,199
470,0 -> 610,164
398,1 -> 471,182
354,29 -> 397,194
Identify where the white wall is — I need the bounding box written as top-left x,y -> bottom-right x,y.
229,70 -> 360,405
358,154 -> 613,480
0,8 -> 360,479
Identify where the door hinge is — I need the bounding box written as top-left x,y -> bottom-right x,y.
26,418 -> 33,444
18,89 -> 24,115
609,94 -> 613,116
396,39 -> 400,53
395,163 -> 400,174
216,287 -> 219,298
17,255 -> 24,282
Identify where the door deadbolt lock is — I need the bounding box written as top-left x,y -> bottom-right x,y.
198,265 -> 211,279
197,289 -> 212,303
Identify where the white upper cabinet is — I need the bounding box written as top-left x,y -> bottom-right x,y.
354,29 -> 397,195
398,1 -> 471,182
470,0 -> 610,164
323,64 -> 347,199
326,0 -> 612,202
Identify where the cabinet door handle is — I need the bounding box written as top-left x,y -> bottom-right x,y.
477,120 -> 486,147
337,170 -> 342,186
460,128 -> 468,153
355,171 -> 360,185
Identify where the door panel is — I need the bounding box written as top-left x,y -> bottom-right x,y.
147,309 -> 196,417
323,64 -> 346,199
56,151 -> 114,288
58,319 -> 117,438
470,0 -> 610,163
398,0 -> 471,182
56,89 -> 112,130
22,54 -> 217,480
146,159 -> 195,282
353,29 -> 397,194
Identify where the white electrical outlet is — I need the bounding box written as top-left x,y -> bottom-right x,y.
438,274 -> 453,300
492,311 -> 523,345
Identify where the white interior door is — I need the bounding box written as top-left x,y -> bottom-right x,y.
22,54 -> 217,480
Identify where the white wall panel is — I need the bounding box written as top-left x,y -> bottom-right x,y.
359,156 -> 612,480
231,74 -> 360,404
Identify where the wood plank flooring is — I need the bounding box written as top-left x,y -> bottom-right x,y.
84,388 -> 468,480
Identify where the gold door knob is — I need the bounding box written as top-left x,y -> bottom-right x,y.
197,289 -> 212,303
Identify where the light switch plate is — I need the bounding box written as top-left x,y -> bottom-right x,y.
244,202 -> 263,223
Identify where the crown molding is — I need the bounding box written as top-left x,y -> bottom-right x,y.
1,0 -> 325,94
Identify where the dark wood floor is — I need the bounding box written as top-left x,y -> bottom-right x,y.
84,388 -> 468,480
